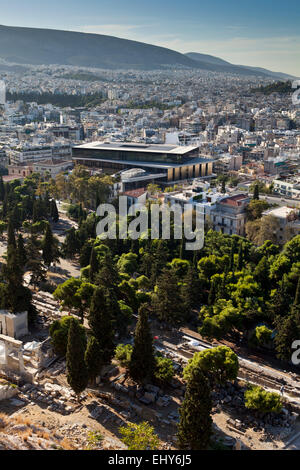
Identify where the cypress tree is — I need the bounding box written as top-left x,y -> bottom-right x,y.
7,218 -> 16,248
253,184 -> 259,200
17,234 -> 27,266
50,199 -> 59,223
177,366 -> 213,450
237,241 -> 244,271
152,267 -> 184,325
129,303 -> 155,383
42,223 -> 59,267
85,336 -> 104,383
26,235 -> 47,288
89,247 -> 99,282
294,276 -> 300,306
208,278 -> 217,306
271,274 -> 292,319
66,318 -> 88,397
221,179 -> 226,194
181,264 -> 202,314
88,286 -> 115,364
62,227 -> 80,259
0,175 -> 5,201
274,304 -> 300,362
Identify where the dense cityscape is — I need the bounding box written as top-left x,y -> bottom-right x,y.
0,0 -> 299,458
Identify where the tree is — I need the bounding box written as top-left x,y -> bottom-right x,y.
177,365 -> 212,450
89,246 -> 99,282
85,336 -> 104,383
17,233 -> 27,266
274,303 -> 300,362
53,278 -> 95,322
244,385 -> 282,414
154,356 -> 175,386
50,199 -> 59,222
61,227 -> 80,259
250,325 -> 273,347
246,215 -> 280,246
129,303 -> 155,383
88,286 -> 115,364
253,183 -> 259,200
42,223 -> 60,267
152,268 -> 185,325
183,346 -> 239,385
114,343 -> 133,368
7,218 -> 16,248
26,235 -> 47,288
0,175 -> 5,201
147,183 -> 161,196
119,422 -> 159,450
221,179 -> 226,194
246,199 -> 269,221
66,318 -> 88,397
181,264 -> 202,314
49,315 -> 86,356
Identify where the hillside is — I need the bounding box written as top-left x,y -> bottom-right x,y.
0,25 -> 296,79
0,25 -> 197,70
185,52 -> 297,79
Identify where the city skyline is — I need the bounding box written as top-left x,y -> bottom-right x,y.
0,0 -> 299,76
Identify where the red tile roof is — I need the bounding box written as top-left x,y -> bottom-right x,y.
122,188 -> 147,198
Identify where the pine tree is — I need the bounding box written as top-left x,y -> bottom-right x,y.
177,366 -> 213,450
129,303 -> 155,383
88,286 -> 115,364
85,336 -> 104,383
66,318 -> 88,397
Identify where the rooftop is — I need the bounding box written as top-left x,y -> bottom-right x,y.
73,141 -> 199,155
219,194 -> 249,206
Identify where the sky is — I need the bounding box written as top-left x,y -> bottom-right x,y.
0,0 -> 299,75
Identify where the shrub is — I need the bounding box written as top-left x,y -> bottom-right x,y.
119,421 -> 159,450
114,343 -> 133,368
49,316 -> 86,356
183,346 -> 239,385
244,385 -> 282,414
255,325 -> 273,344
154,356 -> 175,386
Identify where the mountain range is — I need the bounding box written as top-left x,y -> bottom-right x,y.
0,24 -> 296,79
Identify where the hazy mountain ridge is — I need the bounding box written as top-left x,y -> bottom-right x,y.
0,24 -> 296,79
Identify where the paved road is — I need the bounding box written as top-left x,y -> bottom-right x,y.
251,193 -> 300,208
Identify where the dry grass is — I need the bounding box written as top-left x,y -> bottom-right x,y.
0,412 -> 9,429
22,429 -> 32,442
60,437 -> 75,450
14,415 -> 32,426
37,431 -> 50,440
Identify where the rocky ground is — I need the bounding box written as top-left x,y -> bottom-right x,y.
0,358 -> 299,451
